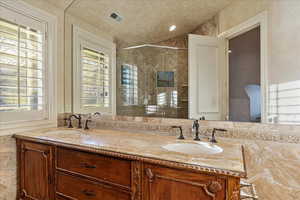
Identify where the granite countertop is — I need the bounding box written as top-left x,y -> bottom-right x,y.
14,127 -> 246,178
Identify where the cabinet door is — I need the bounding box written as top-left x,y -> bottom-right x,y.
143,164 -> 226,200
19,141 -> 54,200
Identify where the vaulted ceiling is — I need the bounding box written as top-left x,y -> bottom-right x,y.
49,0 -> 236,46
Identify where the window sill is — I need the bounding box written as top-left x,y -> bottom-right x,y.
0,119 -> 57,136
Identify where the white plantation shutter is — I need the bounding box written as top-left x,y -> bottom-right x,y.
268,80 -> 300,124
0,17 -> 46,122
121,64 -> 138,105
73,26 -> 116,114
80,47 -> 110,110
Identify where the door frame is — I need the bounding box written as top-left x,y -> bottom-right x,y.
218,11 -> 268,123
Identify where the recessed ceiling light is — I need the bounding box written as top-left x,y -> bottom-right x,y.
169,25 -> 176,32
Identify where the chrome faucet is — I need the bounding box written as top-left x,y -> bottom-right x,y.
68,114 -> 82,128
192,120 -> 200,141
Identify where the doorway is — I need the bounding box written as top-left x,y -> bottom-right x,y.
228,26 -> 261,122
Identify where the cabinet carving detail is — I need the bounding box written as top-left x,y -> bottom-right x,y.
20,189 -> 27,198
132,161 -> 141,200
21,188 -> 39,200
22,146 -> 48,155
230,186 -> 240,200
208,181 -> 222,194
145,168 -> 154,183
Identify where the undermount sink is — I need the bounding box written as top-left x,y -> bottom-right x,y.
162,142 -> 223,155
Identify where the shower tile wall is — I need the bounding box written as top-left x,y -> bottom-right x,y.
116,17 -> 217,118
117,45 -> 188,118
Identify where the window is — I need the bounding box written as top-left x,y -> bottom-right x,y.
268,80 -> 300,124
81,48 -> 110,109
170,90 -> 178,108
156,91 -> 177,108
0,19 -> 44,112
157,92 -> 167,106
0,3 -> 54,123
121,64 -> 138,105
73,26 -> 116,114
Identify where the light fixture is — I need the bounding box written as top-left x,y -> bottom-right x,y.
169,25 -> 176,32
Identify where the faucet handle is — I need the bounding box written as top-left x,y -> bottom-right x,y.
93,112 -> 101,118
214,128 -> 227,132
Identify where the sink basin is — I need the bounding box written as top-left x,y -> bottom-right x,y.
162,142 -> 223,155
45,130 -> 83,135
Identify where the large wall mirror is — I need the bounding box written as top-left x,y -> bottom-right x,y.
64,0 -> 300,125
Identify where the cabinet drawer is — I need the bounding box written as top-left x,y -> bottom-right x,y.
56,173 -> 131,200
56,147 -> 131,187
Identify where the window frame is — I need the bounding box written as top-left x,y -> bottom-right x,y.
73,26 -> 116,114
0,0 -> 58,130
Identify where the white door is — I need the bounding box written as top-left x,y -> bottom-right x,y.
188,34 -> 226,120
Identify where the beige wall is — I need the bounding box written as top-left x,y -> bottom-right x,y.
218,0 -> 300,86
218,0 -> 268,33
268,0 -> 300,84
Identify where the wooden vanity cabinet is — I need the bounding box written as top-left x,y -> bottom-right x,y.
17,141 -> 54,200
16,139 -> 240,200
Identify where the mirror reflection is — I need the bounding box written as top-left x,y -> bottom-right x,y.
64,0 -> 300,125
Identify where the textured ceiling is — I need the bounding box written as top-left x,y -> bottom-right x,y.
46,0 -> 75,9
66,0 -> 235,46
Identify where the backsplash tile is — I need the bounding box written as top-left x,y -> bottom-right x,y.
58,114 -> 300,144
0,135 -> 17,200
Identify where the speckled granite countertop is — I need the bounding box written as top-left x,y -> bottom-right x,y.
14,127 -> 246,178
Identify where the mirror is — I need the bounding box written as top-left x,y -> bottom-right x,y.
64,0 -> 300,125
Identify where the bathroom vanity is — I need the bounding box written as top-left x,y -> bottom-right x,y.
14,128 -> 246,200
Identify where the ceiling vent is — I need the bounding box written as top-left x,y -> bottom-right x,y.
110,12 -> 122,22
